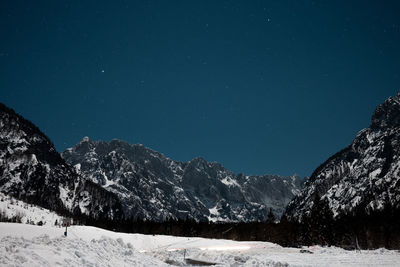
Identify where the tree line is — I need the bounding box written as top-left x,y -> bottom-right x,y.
70,197 -> 400,250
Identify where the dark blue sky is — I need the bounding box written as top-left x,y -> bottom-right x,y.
1,1 -> 399,177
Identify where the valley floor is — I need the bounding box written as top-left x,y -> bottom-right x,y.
0,223 -> 399,266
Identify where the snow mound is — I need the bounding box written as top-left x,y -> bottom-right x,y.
0,234 -> 165,266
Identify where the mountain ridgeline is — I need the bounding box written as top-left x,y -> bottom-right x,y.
0,103 -> 123,220
0,101 -> 302,223
1,89 -> 400,249
61,138 -> 303,222
280,92 -> 400,249
285,92 -> 400,222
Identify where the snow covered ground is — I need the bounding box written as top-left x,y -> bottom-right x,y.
1,223 -> 400,267
0,193 -> 64,226
0,196 -> 399,266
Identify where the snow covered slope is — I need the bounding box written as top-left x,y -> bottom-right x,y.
0,103 -> 123,219
285,92 -> 400,221
62,138 -> 302,222
0,192 -> 64,225
1,222 -> 399,266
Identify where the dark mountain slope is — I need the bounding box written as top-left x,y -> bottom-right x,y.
0,103 -> 123,219
285,92 -> 400,222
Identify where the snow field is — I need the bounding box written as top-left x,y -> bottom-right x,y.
1,223 -> 400,266
0,232 -> 165,266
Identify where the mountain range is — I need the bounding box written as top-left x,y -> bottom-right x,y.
61,137 -> 302,221
0,102 -> 302,222
1,90 -> 399,227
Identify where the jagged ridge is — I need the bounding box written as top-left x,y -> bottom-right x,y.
285,92 -> 400,221
62,137 -> 303,222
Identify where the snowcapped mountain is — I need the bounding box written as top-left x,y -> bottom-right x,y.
285,92 -> 400,221
61,137 -> 302,222
0,103 -> 123,220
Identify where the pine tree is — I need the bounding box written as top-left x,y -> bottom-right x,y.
309,193 -> 334,245
267,208 -> 276,224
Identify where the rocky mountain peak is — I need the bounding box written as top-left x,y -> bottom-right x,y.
70,136 -> 95,155
62,137 -> 303,222
285,91 -> 400,221
81,136 -> 91,142
371,91 -> 400,130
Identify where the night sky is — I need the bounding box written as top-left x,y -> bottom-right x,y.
1,1 -> 399,177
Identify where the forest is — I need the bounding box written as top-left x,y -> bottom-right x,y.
71,196 -> 400,250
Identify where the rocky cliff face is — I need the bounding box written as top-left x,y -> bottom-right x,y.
62,138 -> 302,222
0,103 -> 123,219
285,92 -> 400,221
